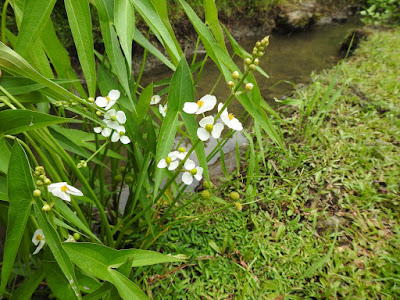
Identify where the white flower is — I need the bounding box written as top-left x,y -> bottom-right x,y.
95,90 -> 120,110
104,109 -> 126,130
218,103 -> 243,131
94,126 -> 112,137
197,116 -> 224,141
159,103 -> 167,117
150,95 -> 161,105
65,234 -> 76,243
183,94 -> 217,115
157,152 -> 180,171
48,182 -> 83,202
168,150 -> 186,160
111,125 -> 131,144
32,229 -> 45,255
182,159 -> 203,185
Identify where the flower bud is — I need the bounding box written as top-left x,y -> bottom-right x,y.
230,191 -> 240,200
245,83 -> 254,91
42,204 -> 51,212
88,97 -> 95,103
35,166 -> 45,173
33,171 -> 40,177
36,180 -> 44,187
234,202 -> 243,211
232,71 -> 240,80
249,64 -> 256,71
256,41 -> 261,48
227,81 -> 235,88
33,189 -> 41,197
114,175 -> 123,182
96,111 -> 102,117
252,50 -> 258,57
203,181 -> 214,189
254,58 -> 259,66
125,176 -> 134,184
244,58 -> 252,66
82,107 -> 88,112
73,233 -> 81,241
43,178 -> 51,186
201,190 -> 211,199
119,166 -> 127,173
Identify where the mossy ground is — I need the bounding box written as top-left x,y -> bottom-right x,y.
141,28 -> 400,299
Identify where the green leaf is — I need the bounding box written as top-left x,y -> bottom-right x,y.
134,83 -> 153,125
132,0 -> 182,66
0,110 -> 80,137
0,142 -> 34,296
11,266 -> 44,300
115,0 -> 135,73
34,203 -> 81,299
14,0 -> 57,57
0,138 -> 11,174
108,269 -> 148,300
64,0 -> 96,97
0,175 -> 8,201
204,0 -> 227,52
133,28 -> 175,71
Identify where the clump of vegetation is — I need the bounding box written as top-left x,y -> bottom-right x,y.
144,28 -> 400,299
361,0 -> 400,24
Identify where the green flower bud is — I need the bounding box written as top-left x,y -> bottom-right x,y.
88,97 -> 95,103
245,83 -> 254,91
125,176 -> 134,184
234,202 -> 243,211
254,58 -> 259,66
232,71 -> 240,79
249,64 -> 256,71
244,58 -> 252,65
33,189 -> 41,197
203,181 -> 214,189
201,190 -> 211,199
35,166 -> 44,173
228,81 -> 235,88
73,233 -> 81,241
114,175 -> 123,182
33,171 -> 40,177
42,204 -> 51,212
43,178 -> 51,186
96,111 -> 102,117
36,180 -> 44,187
256,41 -> 261,48
82,107 -> 88,112
230,191 -> 240,201
39,175 -> 46,181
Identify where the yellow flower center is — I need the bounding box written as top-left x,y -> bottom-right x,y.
36,234 -> 44,241
228,113 -> 234,120
178,147 -> 186,153
106,96 -> 111,102
190,169 -> 197,175
205,124 -> 213,133
166,157 -> 172,165
119,131 -> 124,136
111,116 -> 117,121
197,100 -> 204,107
60,185 -> 68,192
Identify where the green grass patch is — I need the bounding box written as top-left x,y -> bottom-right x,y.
141,28 -> 400,299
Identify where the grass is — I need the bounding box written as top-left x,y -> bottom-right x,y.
138,27 -> 400,299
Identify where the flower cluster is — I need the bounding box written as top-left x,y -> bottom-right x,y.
150,94 -> 168,118
93,90 -> 131,144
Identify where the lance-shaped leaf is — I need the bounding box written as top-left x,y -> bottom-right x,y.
0,110 -> 80,137
0,142 -> 34,296
115,0 -> 135,73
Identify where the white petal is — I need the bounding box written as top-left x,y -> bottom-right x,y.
104,109 -> 116,119
168,151 -> 180,160
32,229 -> 44,245
47,182 -> 66,193
120,135 -> 131,144
102,127 -> 112,137
94,127 -> 102,133
111,132 -> 120,142
33,240 -> 45,255
104,120 -> 119,130
159,104 -> 167,117
230,118 -> 243,131
182,172 -> 193,185
95,97 -> 107,107
212,123 -> 224,139
150,95 -> 161,105
221,114 -> 231,126
168,160 -> 179,170
108,90 -> 120,100
184,159 -> 195,170
194,167 -> 204,181
52,188 -> 71,201
116,111 -> 126,124
66,184 -> 83,196
199,116 -> 214,128
197,128 -> 210,141
104,99 -> 117,110
183,102 -> 199,114
197,94 -> 217,114
157,159 -> 167,169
